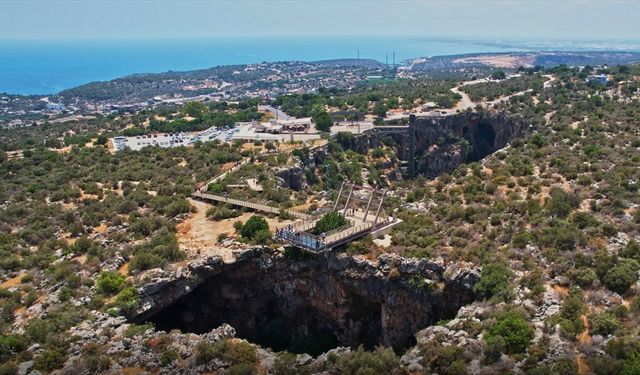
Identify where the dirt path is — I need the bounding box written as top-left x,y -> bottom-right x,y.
177,198 -> 295,263
451,86 -> 475,111
0,274 -> 24,289
576,314 -> 592,375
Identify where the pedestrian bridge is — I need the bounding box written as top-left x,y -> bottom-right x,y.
191,191 -> 310,220
274,182 -> 398,252
193,182 -> 398,253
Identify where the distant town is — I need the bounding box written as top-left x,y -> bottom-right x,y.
1,51 -> 638,131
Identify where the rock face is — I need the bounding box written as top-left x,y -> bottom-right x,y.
136,248 -> 478,356
412,112 -> 528,178
303,112 -> 527,181
275,165 -> 305,191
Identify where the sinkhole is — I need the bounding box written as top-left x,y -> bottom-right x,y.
142,255 -> 471,356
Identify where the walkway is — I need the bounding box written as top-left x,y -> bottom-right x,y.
192,191 -> 311,220
202,158 -> 251,190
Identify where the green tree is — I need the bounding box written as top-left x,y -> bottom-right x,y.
473,262 -> 514,301
373,102 -> 388,117
604,261 -> 638,294
314,111 -> 333,132
182,101 -> 209,119
491,70 -> 507,80
485,310 -> 534,354
96,271 -> 125,295
240,216 -> 270,240
314,212 -> 349,234
589,312 -> 622,336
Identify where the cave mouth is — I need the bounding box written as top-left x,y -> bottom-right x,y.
142,265 -> 414,356
467,121 -> 497,162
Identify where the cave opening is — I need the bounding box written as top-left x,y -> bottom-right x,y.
143,265 -> 401,356
467,121 -> 497,162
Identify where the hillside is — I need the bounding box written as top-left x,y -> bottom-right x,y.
0,62 -> 639,374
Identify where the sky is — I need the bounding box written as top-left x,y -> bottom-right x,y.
1,0 -> 639,40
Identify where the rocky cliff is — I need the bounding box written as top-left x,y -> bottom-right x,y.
412,112 -> 528,178
288,112 -> 527,184
134,248 -> 479,355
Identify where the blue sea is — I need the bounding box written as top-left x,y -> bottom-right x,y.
1,36 -> 639,95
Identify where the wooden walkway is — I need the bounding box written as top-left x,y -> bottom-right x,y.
191,191 -> 311,220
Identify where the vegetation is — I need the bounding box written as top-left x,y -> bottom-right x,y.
239,215 -> 271,244
1,61 -> 640,373
333,345 -> 403,375
314,212 -> 349,234
484,310 -> 534,355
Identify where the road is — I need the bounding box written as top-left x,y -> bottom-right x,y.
258,105 -> 291,121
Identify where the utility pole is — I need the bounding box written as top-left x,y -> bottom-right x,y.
357,49 -> 360,60
393,52 -> 395,67
385,54 -> 388,69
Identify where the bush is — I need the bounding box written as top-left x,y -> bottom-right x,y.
228,363 -> 257,375
160,348 -> 179,366
34,349 -> 66,371
129,228 -> 185,272
273,351 -> 309,375
0,362 -> 18,375
569,267 -> 597,288
0,334 -> 27,361
208,183 -> 225,193
114,287 -> 139,316
485,310 -> 534,355
197,339 -> 256,367
473,262 -> 514,301
206,206 -> 240,221
604,260 -> 638,294
546,188 -> 580,218
589,312 -> 622,336
96,271 -> 126,295
335,345 -> 402,375
240,216 -> 269,241
314,212 -> 349,235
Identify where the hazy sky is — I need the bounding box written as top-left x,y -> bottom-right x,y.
1,0 -> 639,40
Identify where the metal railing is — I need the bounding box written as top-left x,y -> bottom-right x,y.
192,192 -> 310,220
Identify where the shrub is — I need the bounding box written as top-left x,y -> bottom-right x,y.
604,260 -> 638,294
473,262 -> 514,301
240,216 -> 269,241
589,312 -> 622,336
335,345 -> 401,375
546,188 -> 580,218
197,339 -> 256,366
228,363 -> 257,375
206,206 -> 240,221
552,358 -> 579,375
160,348 -> 179,366
34,349 -> 66,371
208,183 -> 225,193
114,287 -> 139,316
273,351 -> 309,375
314,212 -> 348,234
0,334 -> 27,361
569,268 -> 597,288
620,240 -> 640,261
485,310 -> 534,355
125,323 -> 154,338
0,362 -> 18,375
196,341 -> 217,365
96,271 -> 126,295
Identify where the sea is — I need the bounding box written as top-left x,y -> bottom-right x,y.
1,36 -> 639,95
